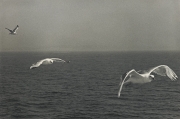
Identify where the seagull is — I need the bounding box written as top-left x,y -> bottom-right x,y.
5,25 -> 19,35
118,65 -> 178,98
30,58 -> 68,69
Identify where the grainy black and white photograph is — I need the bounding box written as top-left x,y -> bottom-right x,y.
0,0 -> 180,119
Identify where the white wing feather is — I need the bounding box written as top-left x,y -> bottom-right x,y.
118,69 -> 141,98
146,65 -> 178,81
30,59 -> 45,69
50,58 -> 66,62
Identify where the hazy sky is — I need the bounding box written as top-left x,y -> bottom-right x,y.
1,0 -> 180,52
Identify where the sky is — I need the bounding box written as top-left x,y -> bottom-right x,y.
0,0 -> 180,52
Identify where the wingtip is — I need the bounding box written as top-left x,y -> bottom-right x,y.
118,94 -> 121,98
118,90 -> 121,98
30,66 -> 34,69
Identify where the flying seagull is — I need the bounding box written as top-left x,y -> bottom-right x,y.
118,65 -> 178,98
5,25 -> 19,35
30,58 -> 68,69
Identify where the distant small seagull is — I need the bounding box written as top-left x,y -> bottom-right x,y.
5,25 -> 19,35
118,65 -> 178,98
30,58 -> 68,69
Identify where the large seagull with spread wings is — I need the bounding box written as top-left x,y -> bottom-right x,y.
118,65 -> 178,98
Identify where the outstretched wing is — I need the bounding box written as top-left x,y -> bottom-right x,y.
5,28 -> 12,32
30,59 -> 45,69
146,65 -> 178,81
118,69 -> 141,98
50,58 -> 66,63
12,25 -> 19,32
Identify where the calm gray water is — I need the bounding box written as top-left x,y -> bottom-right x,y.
0,52 -> 180,119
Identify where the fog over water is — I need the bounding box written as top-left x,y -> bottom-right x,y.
1,0 -> 180,52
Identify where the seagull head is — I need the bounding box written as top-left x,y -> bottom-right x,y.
149,75 -> 155,80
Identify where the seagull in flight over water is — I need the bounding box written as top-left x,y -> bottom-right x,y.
118,65 -> 178,98
30,58 -> 69,69
5,25 -> 19,35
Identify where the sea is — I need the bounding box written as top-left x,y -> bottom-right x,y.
0,51 -> 180,119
